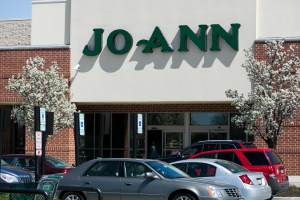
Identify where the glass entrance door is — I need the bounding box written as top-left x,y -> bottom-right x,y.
147,130 -> 183,158
163,132 -> 183,156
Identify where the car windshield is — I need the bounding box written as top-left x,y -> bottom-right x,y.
46,157 -> 72,167
146,161 -> 190,179
0,159 -> 11,166
215,160 -> 248,173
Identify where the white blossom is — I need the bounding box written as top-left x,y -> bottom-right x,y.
225,40 -> 300,149
6,56 -> 77,139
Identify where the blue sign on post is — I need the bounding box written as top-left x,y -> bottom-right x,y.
79,113 -> 85,136
137,114 -> 143,134
40,107 -> 46,131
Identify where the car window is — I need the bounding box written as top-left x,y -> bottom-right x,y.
172,163 -> 186,172
85,161 -> 120,177
17,158 -> 35,168
2,157 -> 14,165
181,145 -> 203,158
28,159 -> 35,167
0,159 -> 11,166
266,152 -> 283,165
146,160 -> 189,179
242,152 -> 269,166
217,152 -> 242,166
125,162 -> 151,178
203,144 -> 217,151
242,142 -> 256,148
46,157 -> 72,167
220,144 -> 236,149
187,163 -> 216,177
16,158 -> 28,167
215,160 -> 247,173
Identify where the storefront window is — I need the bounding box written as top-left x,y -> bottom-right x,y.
14,123 -> 25,154
190,113 -> 228,126
147,113 -> 184,125
78,113 -> 107,164
229,113 -> 254,142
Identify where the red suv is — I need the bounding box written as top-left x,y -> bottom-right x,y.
190,148 -> 289,195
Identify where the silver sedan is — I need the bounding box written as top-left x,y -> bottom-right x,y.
57,158 -> 244,200
171,159 -> 272,200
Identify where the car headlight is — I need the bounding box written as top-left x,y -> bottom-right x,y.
208,186 -> 222,198
0,173 -> 19,183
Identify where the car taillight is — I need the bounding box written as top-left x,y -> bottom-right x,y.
239,174 -> 253,185
63,169 -> 68,174
268,166 -> 275,175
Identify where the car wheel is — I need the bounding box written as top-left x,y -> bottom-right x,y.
172,193 -> 196,200
62,192 -> 84,200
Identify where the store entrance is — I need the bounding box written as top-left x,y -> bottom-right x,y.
147,130 -> 162,159
147,130 -> 183,158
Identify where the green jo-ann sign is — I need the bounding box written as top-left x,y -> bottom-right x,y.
83,23 -> 240,56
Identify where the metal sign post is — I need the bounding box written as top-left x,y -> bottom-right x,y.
34,106 -> 47,182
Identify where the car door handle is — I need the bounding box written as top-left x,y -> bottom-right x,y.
125,182 -> 132,186
84,181 -> 91,185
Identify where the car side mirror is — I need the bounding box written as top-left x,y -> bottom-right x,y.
177,152 -> 181,157
145,172 -> 159,179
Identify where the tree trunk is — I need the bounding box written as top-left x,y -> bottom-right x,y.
265,137 -> 275,149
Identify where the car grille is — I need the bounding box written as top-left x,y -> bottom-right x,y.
20,175 -> 34,183
223,188 -> 243,198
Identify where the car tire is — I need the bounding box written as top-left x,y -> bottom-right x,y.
172,193 -> 196,200
62,192 -> 84,200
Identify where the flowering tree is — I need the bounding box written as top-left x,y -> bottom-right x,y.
226,40 -> 300,149
6,56 -> 77,139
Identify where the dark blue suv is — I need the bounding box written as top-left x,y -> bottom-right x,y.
0,158 -> 35,187
158,140 -> 255,163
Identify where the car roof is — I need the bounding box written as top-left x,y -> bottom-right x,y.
191,148 -> 273,157
93,158 -> 160,162
172,158 -> 220,165
193,140 -> 243,144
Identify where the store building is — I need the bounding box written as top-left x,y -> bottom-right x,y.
0,0 -> 300,182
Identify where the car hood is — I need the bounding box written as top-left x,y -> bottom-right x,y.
0,165 -> 32,175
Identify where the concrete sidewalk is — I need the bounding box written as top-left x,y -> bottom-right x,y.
274,197 -> 300,200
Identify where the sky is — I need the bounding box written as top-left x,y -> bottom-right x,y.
0,0 -> 31,20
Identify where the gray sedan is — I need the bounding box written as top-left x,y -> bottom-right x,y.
57,158 -> 243,200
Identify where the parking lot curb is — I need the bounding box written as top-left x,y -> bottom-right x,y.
273,197 -> 300,200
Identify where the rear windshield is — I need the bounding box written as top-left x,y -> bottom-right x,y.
242,142 -> 257,148
266,152 -> 283,165
242,152 -> 269,166
46,157 -> 72,167
215,160 -> 247,173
